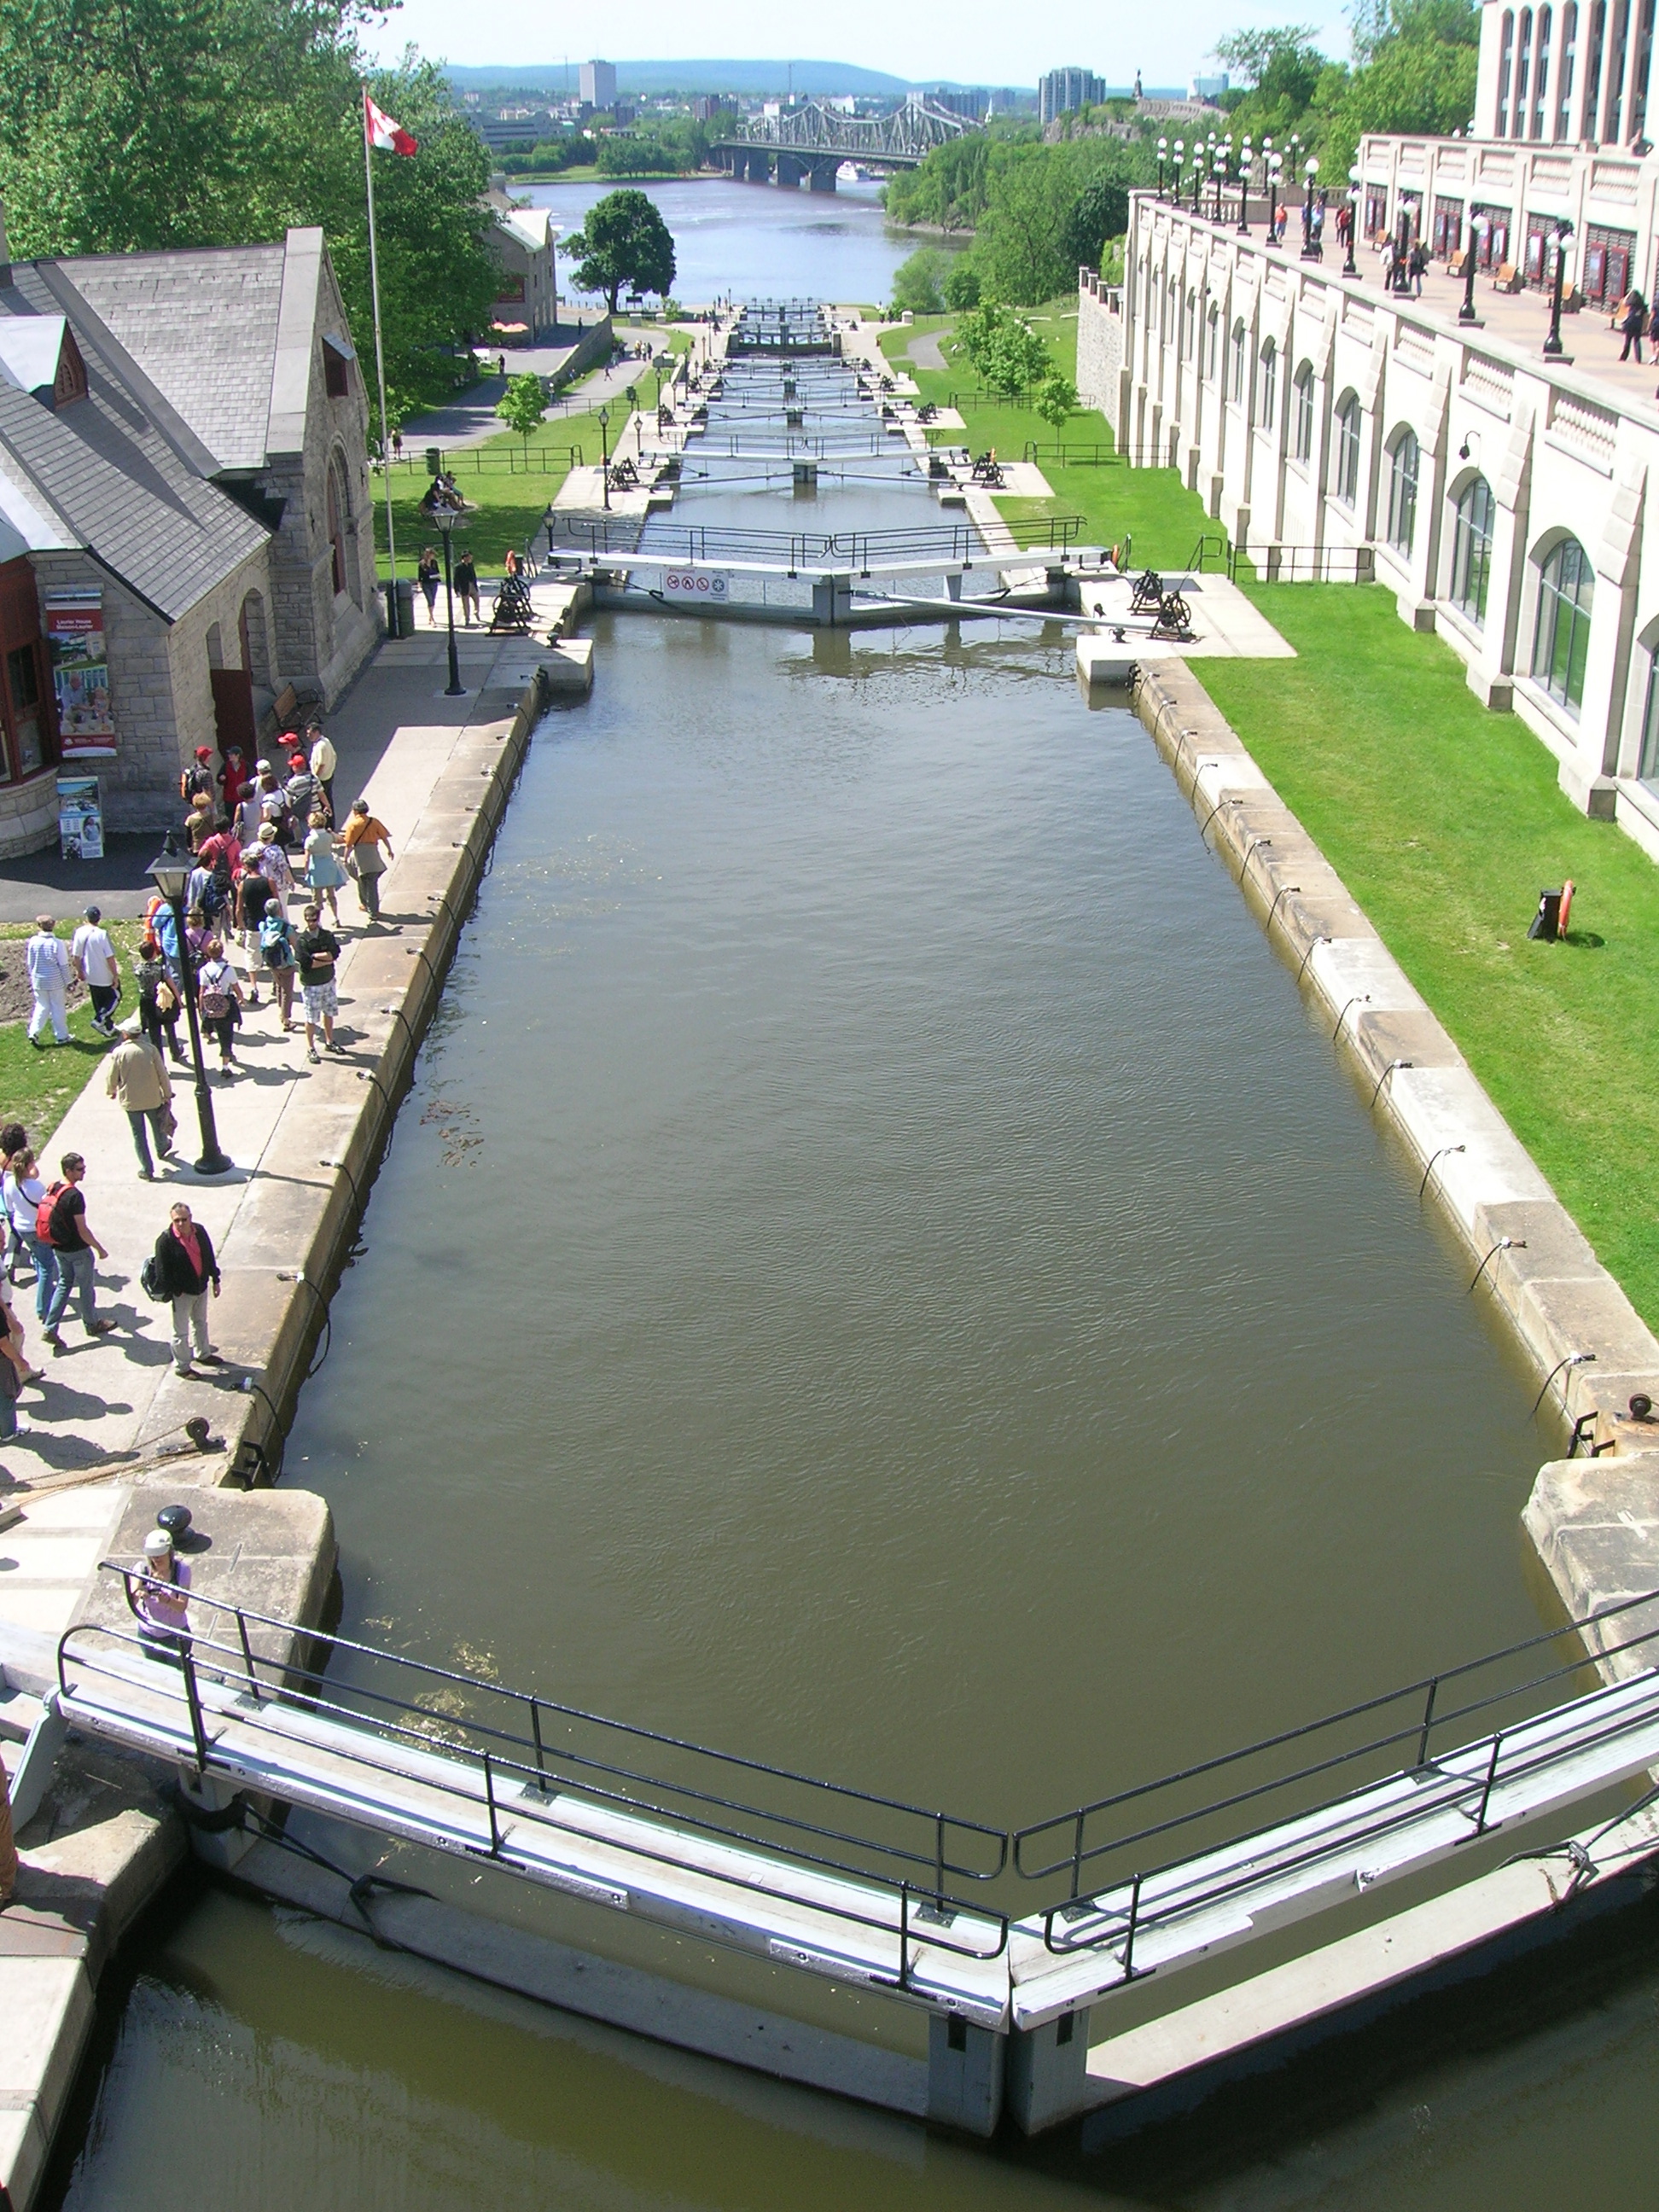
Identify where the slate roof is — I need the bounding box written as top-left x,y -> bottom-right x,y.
0,265 -> 269,621
55,243 -> 288,472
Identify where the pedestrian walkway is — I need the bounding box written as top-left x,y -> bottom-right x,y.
0,623 -> 547,1490
399,328 -> 676,454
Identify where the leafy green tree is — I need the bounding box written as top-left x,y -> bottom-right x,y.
1033,371 -> 1078,433
943,254 -> 983,310
957,302 -> 1051,395
567,189 -> 677,311
496,370 -> 546,451
890,247 -> 950,316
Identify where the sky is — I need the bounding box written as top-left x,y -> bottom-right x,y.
358,0 -> 1358,88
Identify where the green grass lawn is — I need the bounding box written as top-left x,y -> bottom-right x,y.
1200,585 -> 1659,1330
374,407 -> 614,579
881,310 -> 1227,568
0,920 -> 152,1153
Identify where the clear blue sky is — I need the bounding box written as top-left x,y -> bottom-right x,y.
360,0 -> 1356,88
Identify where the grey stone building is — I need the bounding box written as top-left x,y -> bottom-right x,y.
0,218 -> 378,855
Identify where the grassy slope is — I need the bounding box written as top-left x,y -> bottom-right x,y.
884,310 -> 1659,1327
1,921 -> 152,1151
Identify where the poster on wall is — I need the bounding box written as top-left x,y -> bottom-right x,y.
56,775 -> 103,860
44,590 -> 117,757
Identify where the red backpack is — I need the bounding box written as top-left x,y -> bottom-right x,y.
35,1180 -> 67,1245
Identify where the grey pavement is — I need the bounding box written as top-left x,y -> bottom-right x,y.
400,326 -> 675,454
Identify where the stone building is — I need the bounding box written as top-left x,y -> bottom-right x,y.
0,218 -> 377,855
486,205 -> 560,344
1096,0 -> 1659,867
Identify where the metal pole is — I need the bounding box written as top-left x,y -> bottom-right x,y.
362,89 -> 401,638
171,892 -> 231,1174
440,528 -> 463,697
1461,225 -> 1481,320
1544,223 -> 1572,356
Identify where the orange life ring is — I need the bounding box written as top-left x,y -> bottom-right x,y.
1558,879 -> 1575,934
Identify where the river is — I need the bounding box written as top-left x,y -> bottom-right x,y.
41,270 -> 1659,2209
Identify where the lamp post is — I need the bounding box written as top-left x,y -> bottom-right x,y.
598,403 -> 611,510
1301,157 -> 1321,258
147,835 -> 230,1177
1193,142 -> 1206,212
1212,149 -> 1226,222
432,507 -> 465,697
1461,212 -> 1488,320
1173,139 -> 1184,209
1543,216 -> 1575,356
1156,136 -> 1167,199
1237,144 -> 1253,233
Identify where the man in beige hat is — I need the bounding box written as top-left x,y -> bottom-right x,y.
25,916 -> 73,1047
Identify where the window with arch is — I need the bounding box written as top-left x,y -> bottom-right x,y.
1231,318 -> 1248,405
1531,537 -> 1594,713
1534,4 -> 1552,136
1333,393 -> 1362,504
1606,0 -> 1630,138
326,451 -> 354,602
1497,8 -> 1516,131
1516,8 -> 1534,125
1558,1 -> 1579,137
1583,0 -> 1607,135
1206,302 -> 1220,379
1293,362 -> 1315,460
1450,475 -> 1496,624
1185,290 -> 1197,359
1639,644 -> 1659,782
1386,429 -> 1420,555
1258,338 -> 1278,428
1633,0 -> 1656,140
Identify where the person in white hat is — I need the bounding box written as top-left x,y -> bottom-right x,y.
134,1525 -> 192,1661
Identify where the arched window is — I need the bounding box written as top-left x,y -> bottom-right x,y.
1516,9 -> 1534,125
1583,0 -> 1607,136
1498,8 -> 1516,131
1185,290 -> 1197,359
1532,537 -> 1594,712
1386,428 -> 1420,554
1258,338 -> 1278,428
1558,1 -> 1579,137
1633,0 -> 1656,140
1231,318 -> 1248,404
1639,645 -> 1659,782
1450,474 -> 1495,623
1607,0 -> 1630,138
1333,393 -> 1362,504
1534,4 -> 1553,136
326,451 -> 358,605
1206,302 -> 1220,379
1293,362 -> 1315,459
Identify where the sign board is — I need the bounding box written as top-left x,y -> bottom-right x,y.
44,591 -> 116,757
57,774 -> 103,860
658,568 -> 731,602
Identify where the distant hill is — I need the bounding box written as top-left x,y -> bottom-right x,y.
445,59 -> 1020,98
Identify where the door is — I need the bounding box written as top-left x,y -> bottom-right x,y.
210,667 -> 256,759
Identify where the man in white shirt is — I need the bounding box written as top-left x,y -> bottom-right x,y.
25,917 -> 73,1047
307,719 -> 337,825
70,905 -> 121,1037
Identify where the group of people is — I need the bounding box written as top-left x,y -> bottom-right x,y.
416,543 -> 482,626
1615,289 -> 1659,400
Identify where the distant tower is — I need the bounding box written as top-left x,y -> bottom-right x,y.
579,59 -> 617,109
1134,69 -> 1143,101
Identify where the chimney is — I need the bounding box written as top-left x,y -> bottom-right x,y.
0,201 -> 11,287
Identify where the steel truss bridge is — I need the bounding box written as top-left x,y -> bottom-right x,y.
713,97 -> 980,180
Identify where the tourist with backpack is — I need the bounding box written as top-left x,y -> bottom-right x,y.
147,1202 -> 221,1378
179,746 -> 216,812
135,934 -> 184,1065
341,800 -> 394,923
260,903 -> 298,1030
39,1154 -> 115,1353
195,939 -> 245,1076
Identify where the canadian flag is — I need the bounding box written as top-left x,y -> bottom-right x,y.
364,91 -> 418,156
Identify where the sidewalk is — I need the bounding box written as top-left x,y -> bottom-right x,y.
401,329 -> 677,454
0,620 -> 548,1485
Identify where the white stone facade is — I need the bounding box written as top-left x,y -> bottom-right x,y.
1103,189 -> 1659,861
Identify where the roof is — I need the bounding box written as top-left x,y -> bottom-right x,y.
54,242 -> 288,471
496,207 -> 554,255
0,316 -> 67,399
0,266 -> 269,620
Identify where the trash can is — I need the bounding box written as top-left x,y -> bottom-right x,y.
1528,887 -> 1563,940
384,576 -> 415,637
424,446 -> 442,477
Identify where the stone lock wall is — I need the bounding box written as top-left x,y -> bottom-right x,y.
1076,269 -> 1126,425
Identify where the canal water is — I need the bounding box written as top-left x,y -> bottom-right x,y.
44,305 -> 1659,2202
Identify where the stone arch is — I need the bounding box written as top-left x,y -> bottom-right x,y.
205,621 -> 224,669
326,445 -> 360,608
1384,423 -> 1420,554
1528,529 -> 1594,714
238,588 -> 272,688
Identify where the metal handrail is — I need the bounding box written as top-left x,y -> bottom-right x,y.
1014,1583 -> 1659,1889
78,1565 -> 1008,1892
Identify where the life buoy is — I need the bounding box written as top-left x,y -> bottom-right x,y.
1558,879 -> 1575,934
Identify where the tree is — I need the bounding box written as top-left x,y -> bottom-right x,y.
567,189 -> 677,311
956,302 -> 1051,396
1033,372 -> 1078,433
496,370 -> 546,451
890,247 -> 950,316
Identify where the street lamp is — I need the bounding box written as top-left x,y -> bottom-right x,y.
1173,139 -> 1184,207
1543,216 -> 1575,356
1237,144 -> 1253,233
1266,149 -> 1283,244
1301,157 -> 1321,258
1212,148 -> 1227,222
1157,136 -> 1168,199
598,403 -> 611,511
1345,166 -> 1360,276
431,507 -> 466,697
1461,212 -> 1489,320
147,835 -> 231,1177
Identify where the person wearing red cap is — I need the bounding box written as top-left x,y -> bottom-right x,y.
179,746 -> 215,812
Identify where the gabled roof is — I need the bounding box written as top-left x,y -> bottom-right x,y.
54,242 -> 289,471
496,207 -> 554,255
0,266 -> 268,620
0,315 -> 68,399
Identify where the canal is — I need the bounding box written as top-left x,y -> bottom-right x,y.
43,299 -> 1659,2204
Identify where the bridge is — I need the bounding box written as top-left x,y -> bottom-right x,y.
32,1565 -> 1659,2136
712,96 -> 979,186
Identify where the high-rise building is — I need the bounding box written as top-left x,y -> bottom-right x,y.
579,59 -> 618,109
1038,67 -> 1106,125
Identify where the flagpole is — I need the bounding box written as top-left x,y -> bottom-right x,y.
363,87 -> 401,638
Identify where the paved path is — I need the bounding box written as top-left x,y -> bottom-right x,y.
400,329 -> 677,454
0,620 -> 548,1491
908,330 -> 948,370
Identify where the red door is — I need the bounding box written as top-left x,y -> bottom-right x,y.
210,667 -> 257,759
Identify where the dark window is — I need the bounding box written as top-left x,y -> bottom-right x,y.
1293,363 -> 1314,460
1639,650 -> 1659,780
1559,1 -> 1580,137
323,346 -> 350,400
327,462 -> 346,596
1335,395 -> 1361,505
1387,431 -> 1419,554
1258,338 -> 1277,428
1498,9 -> 1516,131
1451,475 -> 1495,624
1532,538 -> 1593,712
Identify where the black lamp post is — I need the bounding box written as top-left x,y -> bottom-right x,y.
1301,158 -> 1321,257
1543,217 -> 1575,356
1265,143 -> 1279,242
1212,151 -> 1226,222
147,835 -> 230,1177
1172,139 -> 1184,208
1461,213 -> 1488,320
1156,137 -> 1167,200
1237,146 -> 1253,233
598,404 -> 611,510
433,508 -> 465,697
1345,166 -> 1360,276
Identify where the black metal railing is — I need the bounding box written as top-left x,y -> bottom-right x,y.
1230,543 -> 1378,585
66,1568 -> 1010,1937
1013,1585 -> 1659,1924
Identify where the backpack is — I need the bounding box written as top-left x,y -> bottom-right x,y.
259,912 -> 294,967
35,1180 -> 67,1245
198,969 -> 231,1020
139,1252 -> 168,1303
